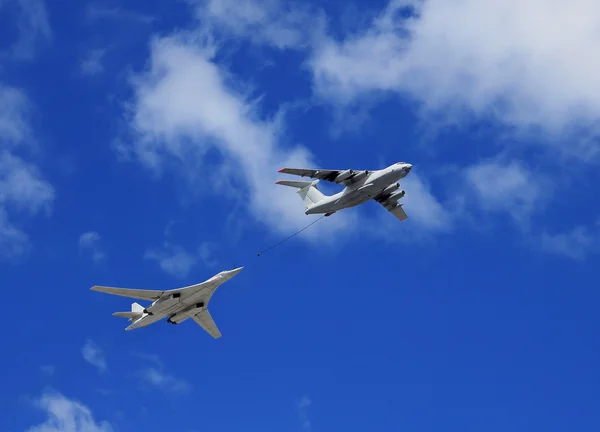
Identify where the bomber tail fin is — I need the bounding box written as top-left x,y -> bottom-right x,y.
276,179 -> 326,209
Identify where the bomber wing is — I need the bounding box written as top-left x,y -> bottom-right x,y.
192,309 -> 222,339
277,167 -> 369,184
90,285 -> 190,301
90,275 -> 231,301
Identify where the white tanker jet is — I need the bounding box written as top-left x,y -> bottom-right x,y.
276,162 -> 412,221
90,267 -> 243,339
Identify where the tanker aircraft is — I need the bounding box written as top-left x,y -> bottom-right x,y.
276,162 -> 412,221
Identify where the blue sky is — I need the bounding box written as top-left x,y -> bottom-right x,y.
2,0 -> 600,430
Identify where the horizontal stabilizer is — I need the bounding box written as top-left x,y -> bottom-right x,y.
113,311 -> 142,319
276,180 -> 315,189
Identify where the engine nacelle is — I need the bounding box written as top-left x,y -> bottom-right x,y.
335,169 -> 354,183
349,170 -> 368,182
381,183 -> 400,197
387,189 -> 406,202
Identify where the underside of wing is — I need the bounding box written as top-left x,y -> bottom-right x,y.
376,200 -> 408,222
90,285 -> 166,301
278,167 -> 366,184
389,204 -> 408,221
191,309 -> 222,339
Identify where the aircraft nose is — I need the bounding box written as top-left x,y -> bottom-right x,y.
404,164 -> 412,172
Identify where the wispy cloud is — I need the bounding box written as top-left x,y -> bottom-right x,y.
0,85 -> 54,260
79,231 -> 105,262
144,243 -> 197,279
306,0 -> 600,159
80,49 -> 106,76
195,0 -> 323,50
118,33 -> 354,242
136,353 -> 190,394
464,158 -> 548,224
145,222 -> 220,278
539,221 -> 600,260
26,391 -> 113,432
0,85 -> 32,144
85,3 -> 155,25
297,395 -> 312,432
2,0 -> 52,61
141,367 -> 191,394
81,339 -> 107,373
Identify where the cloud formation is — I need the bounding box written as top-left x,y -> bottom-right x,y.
79,231 -> 105,262
177,0 -> 600,257
144,243 -> 198,279
26,391 -> 113,432
120,33 -> 354,240
195,0 -> 322,50
539,221 -> 600,260
136,353 -> 191,394
309,0 -> 600,158
0,85 -> 54,260
1,0 -> 52,61
465,159 -> 548,224
141,367 -> 191,394
81,339 -> 107,373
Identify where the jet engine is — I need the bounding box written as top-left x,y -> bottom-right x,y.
349,170 -> 368,182
381,183 -> 400,197
386,189 -> 405,202
334,169 -> 354,183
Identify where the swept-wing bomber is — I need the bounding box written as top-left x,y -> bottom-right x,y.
276,162 -> 413,221
90,267 -> 243,339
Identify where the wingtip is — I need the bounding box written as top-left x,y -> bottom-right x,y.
277,167 -> 286,173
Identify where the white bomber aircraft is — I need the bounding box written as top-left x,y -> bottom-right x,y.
276,162 -> 413,221
90,267 -> 243,339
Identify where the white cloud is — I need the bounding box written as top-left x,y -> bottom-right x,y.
195,0 -> 322,50
539,221 -> 600,260
26,391 -> 113,432
145,222 -> 220,278
135,353 -> 190,393
0,85 -> 31,144
307,0 -> 600,158
144,243 -> 197,279
140,367 -> 191,394
465,159 -> 547,223
400,173 -> 450,232
120,33 -> 353,240
0,207 -> 29,259
2,0 -> 52,61
0,85 -> 54,260
0,151 -> 54,214
79,231 -> 105,262
81,339 -> 107,373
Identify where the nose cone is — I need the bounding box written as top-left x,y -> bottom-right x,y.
404,163 -> 412,172
229,266 -> 244,276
